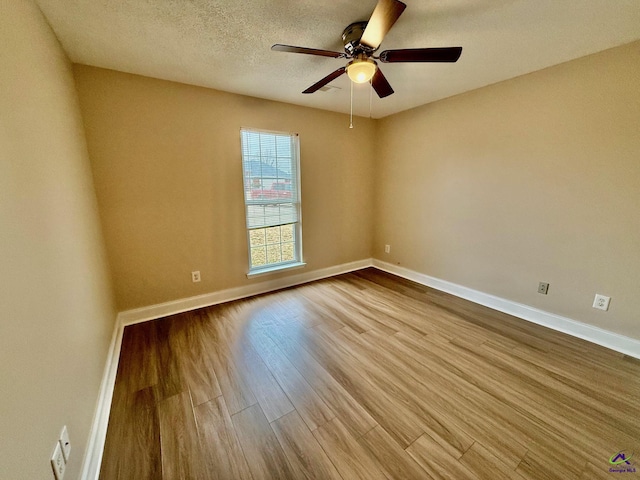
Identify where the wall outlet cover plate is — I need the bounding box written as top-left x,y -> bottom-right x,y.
593,294 -> 611,311
51,442 -> 65,480
59,425 -> 70,462
538,282 -> 549,295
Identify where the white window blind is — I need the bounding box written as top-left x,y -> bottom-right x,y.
240,128 -> 302,272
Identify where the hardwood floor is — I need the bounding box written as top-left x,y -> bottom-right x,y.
100,268 -> 640,479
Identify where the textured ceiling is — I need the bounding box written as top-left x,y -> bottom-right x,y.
36,0 -> 640,118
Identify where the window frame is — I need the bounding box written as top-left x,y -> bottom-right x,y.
240,127 -> 305,277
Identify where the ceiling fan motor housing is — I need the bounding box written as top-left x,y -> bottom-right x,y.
272,0 -> 461,98
342,22 -> 374,56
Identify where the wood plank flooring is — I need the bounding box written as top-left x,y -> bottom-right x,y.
100,268 -> 640,479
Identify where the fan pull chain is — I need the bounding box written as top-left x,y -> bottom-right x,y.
349,80 -> 354,129
369,78 -> 373,118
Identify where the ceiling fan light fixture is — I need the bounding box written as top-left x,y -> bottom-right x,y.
273,0 -> 462,98
347,58 -> 376,84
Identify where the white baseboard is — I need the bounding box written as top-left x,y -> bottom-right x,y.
79,258 -> 373,479
118,258 -> 373,326
82,257 -> 640,478
79,316 -> 125,480
372,259 -> 640,359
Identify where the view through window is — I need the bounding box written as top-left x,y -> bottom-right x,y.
240,128 -> 302,273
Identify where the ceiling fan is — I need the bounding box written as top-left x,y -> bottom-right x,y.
271,0 -> 462,98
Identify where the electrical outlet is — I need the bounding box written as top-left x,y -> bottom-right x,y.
538,282 -> 549,295
51,442 -> 65,480
191,271 -> 201,283
384,244 -> 391,254
59,426 -> 70,462
593,294 -> 611,311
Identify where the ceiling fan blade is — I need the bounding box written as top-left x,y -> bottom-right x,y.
271,44 -> 344,58
379,47 -> 462,63
371,67 -> 394,98
302,67 -> 346,94
360,0 -> 407,50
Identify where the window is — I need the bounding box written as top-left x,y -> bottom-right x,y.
240,128 -> 303,275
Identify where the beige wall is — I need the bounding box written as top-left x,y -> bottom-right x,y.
73,42 -> 640,340
73,65 -> 376,311
1,4 -> 635,477
375,41 -> 640,339
0,1 -> 116,479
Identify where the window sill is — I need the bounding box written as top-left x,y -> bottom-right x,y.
246,261 -> 307,278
